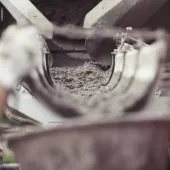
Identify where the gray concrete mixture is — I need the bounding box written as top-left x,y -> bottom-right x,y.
51,61 -> 110,97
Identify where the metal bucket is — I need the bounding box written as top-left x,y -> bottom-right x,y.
6,118 -> 170,170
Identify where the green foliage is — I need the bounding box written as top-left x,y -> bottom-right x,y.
2,151 -> 16,163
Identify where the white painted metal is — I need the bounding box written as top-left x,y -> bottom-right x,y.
7,85 -> 63,126
0,0 -> 53,39
84,0 -> 128,28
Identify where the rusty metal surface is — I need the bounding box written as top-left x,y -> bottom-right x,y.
7,118 -> 170,170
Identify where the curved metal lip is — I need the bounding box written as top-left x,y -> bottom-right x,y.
119,40 -> 167,111
110,48 -> 139,95
40,36 -> 54,87
100,37 -> 148,94
21,35 -> 54,95
107,52 -> 125,90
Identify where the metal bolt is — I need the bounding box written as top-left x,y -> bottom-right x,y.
16,85 -> 21,91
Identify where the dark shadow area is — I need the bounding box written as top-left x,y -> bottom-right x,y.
0,2 -> 16,36
144,0 -> 170,31
52,52 -> 90,67
32,0 -> 101,26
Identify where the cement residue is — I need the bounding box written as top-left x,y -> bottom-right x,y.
50,62 -> 109,97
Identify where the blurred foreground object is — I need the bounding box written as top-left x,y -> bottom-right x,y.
0,25 -> 43,90
6,118 -> 170,170
0,25 -> 43,116
0,85 -> 7,115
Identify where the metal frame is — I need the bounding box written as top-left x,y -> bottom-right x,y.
0,0 -> 53,39
83,0 -> 168,28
